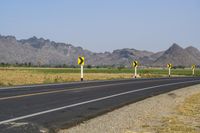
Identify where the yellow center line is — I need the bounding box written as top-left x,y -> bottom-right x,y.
0,89 -> 70,101
0,80 -> 138,101
0,78 -> 190,101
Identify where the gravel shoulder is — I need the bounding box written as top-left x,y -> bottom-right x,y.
59,84 -> 200,133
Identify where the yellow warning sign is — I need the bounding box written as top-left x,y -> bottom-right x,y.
78,56 -> 85,65
192,64 -> 196,69
133,61 -> 138,68
167,63 -> 172,69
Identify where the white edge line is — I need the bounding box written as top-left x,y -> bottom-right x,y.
0,80 -> 199,125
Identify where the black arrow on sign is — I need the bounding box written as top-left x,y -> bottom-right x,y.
134,61 -> 137,67
79,57 -> 83,65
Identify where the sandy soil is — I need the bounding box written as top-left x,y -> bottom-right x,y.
58,84 -> 200,133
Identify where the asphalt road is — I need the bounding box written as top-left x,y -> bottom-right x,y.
0,77 -> 199,133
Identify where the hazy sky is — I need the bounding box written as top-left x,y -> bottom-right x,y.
0,0 -> 200,52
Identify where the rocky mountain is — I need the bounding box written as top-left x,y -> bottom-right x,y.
185,46 -> 200,61
0,35 -> 199,67
153,43 -> 200,67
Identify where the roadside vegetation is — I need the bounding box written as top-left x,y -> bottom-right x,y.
152,92 -> 200,133
0,67 -> 199,86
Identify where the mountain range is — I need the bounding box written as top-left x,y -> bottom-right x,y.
0,35 -> 199,67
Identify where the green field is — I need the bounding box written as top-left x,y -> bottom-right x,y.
6,67 -> 200,76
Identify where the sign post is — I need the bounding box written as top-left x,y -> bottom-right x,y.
133,61 -> 138,78
192,64 -> 196,76
78,56 -> 85,81
167,63 -> 172,78
81,65 -> 83,81
135,67 -> 137,78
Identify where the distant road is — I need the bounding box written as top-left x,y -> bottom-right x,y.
0,77 -> 199,133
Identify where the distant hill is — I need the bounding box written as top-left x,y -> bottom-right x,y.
185,46 -> 200,61
153,43 -> 200,67
0,35 -> 199,67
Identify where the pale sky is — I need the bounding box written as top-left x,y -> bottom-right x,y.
0,0 -> 200,52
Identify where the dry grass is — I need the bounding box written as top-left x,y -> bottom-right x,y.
0,68 -> 166,86
153,117 -> 197,133
152,93 -> 200,133
0,69 -> 134,86
178,93 -> 200,116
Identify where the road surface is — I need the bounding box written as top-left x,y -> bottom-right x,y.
0,77 -> 199,133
